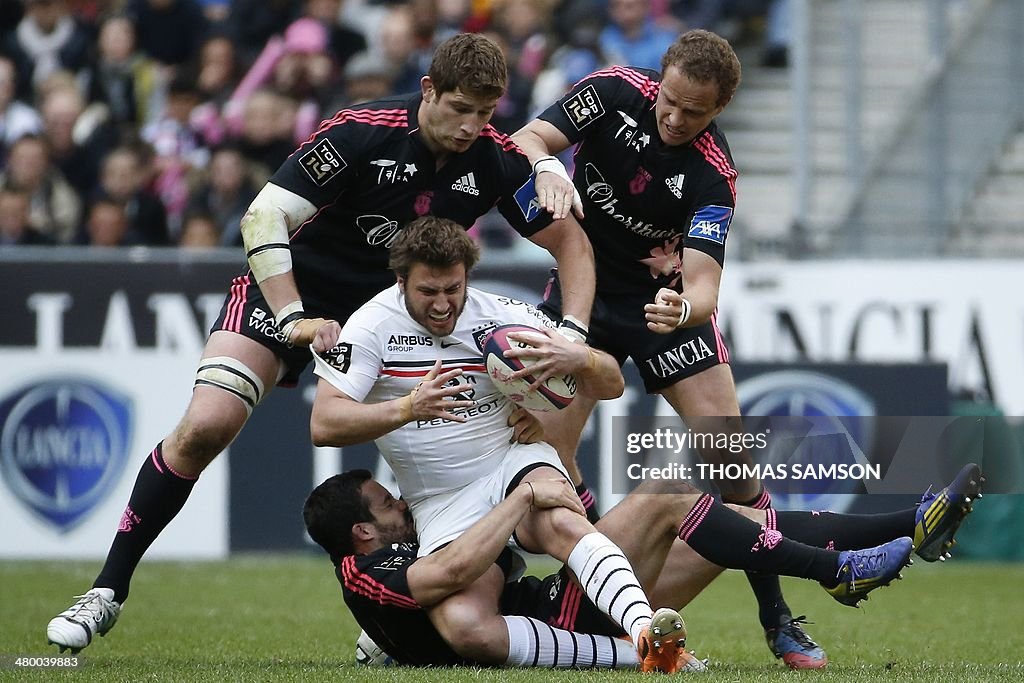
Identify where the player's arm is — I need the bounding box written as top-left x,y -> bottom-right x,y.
240,182 -> 337,349
644,249 -> 723,333
512,120 -> 581,220
407,479 -> 585,606
310,360 -> 476,446
527,217 -> 595,333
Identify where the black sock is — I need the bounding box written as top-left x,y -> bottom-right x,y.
737,488 -> 792,629
771,509 -> 916,551
575,481 -> 601,523
678,494 -> 841,591
94,442 -> 197,603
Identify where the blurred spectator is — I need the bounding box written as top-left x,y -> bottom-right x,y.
600,0 -> 677,70
222,17 -> 336,142
437,0 -> 474,35
490,0 -> 553,131
40,78 -> 120,197
91,144 -> 170,244
196,0 -> 230,25
140,73 -> 209,233
335,51 -> 394,108
83,196 -> 130,245
230,88 -> 296,179
374,4 -> 419,94
126,0 -> 208,67
184,143 -> 257,245
85,13 -> 166,127
4,0 -> 92,100
0,134 -> 81,244
303,0 -> 367,71
0,56 -> 43,163
178,210 -> 220,248
671,0 -> 791,67
0,186 -> 54,245
226,0 -> 296,65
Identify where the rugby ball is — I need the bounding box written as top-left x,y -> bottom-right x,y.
482,324 -> 577,411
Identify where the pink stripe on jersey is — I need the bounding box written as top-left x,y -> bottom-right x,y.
693,132 -> 737,202
341,556 -> 420,609
481,125 -> 521,153
765,508 -> 777,530
294,108 -> 408,154
710,311 -> 729,363
676,494 -> 715,542
584,66 -> 659,101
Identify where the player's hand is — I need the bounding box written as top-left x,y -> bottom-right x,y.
507,406 -> 544,444
285,317 -> 336,348
309,320 -> 342,354
644,288 -> 690,335
406,360 -> 476,423
534,157 -> 584,220
523,478 -> 586,516
505,327 -> 588,392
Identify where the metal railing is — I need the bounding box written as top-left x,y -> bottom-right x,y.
791,0 -> 1024,256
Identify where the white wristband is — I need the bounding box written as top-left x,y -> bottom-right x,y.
533,155 -> 573,183
275,300 -> 304,328
675,298 -> 692,328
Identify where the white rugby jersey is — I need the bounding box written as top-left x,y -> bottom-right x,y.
313,284 -> 556,503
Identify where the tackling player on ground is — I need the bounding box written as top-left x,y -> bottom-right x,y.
302,463 -> 983,668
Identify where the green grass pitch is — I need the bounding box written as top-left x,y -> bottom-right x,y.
3,557 -> 1023,681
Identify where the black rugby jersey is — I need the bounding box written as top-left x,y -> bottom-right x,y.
338,543 -> 469,666
339,544 -> 615,666
267,93 -> 553,305
538,67 -> 737,295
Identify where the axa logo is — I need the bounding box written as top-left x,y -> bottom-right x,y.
0,379 -> 132,532
451,172 -> 480,195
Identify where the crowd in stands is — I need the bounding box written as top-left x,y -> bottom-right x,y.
0,0 -> 788,249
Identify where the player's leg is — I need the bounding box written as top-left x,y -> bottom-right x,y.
47,330 -> 283,653
533,393 -> 601,521
725,461 -> 983,561
659,363 -> 826,668
512,462 -> 686,673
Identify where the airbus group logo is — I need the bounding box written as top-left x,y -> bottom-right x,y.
0,379 -> 132,532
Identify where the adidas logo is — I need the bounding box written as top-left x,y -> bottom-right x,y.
452,172 -> 480,195
666,174 -> 685,199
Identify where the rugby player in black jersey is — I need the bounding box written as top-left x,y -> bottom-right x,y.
47,33 -> 600,654
511,29 -> 825,667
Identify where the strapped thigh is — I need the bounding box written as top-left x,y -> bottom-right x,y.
194,356 -> 266,415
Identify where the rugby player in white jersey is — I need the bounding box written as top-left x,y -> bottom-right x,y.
308,215 -> 689,672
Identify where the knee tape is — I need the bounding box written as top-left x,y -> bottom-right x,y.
194,356 -> 266,414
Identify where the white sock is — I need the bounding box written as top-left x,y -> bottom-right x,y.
503,616 -> 639,669
565,532 -> 652,644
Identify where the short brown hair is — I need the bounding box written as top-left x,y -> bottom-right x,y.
661,29 -> 741,107
427,33 -> 507,100
389,216 -> 480,279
